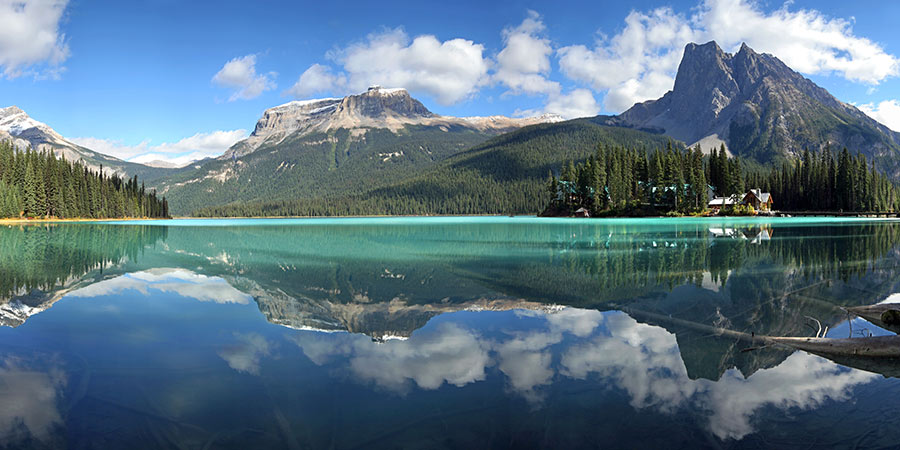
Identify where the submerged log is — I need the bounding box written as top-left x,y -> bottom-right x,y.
625,307 -> 900,359
846,304 -> 900,334
765,335 -> 900,358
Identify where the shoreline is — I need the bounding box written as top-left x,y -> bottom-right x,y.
0,217 -> 167,224
2,212 -> 898,223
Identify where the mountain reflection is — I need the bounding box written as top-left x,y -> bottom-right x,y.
2,218 -> 900,446
288,307 -> 877,440
67,268 -> 252,305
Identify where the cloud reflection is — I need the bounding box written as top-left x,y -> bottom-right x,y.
218,333 -> 273,375
67,268 -> 252,304
0,357 -> 66,445
290,307 -> 879,440
292,323 -> 491,392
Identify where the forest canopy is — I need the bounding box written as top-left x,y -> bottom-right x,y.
0,140 -> 169,219
546,143 -> 898,216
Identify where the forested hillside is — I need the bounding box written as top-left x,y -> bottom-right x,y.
160,125 -> 493,215
192,118 -> 678,216
0,141 -> 169,219
549,143 -> 898,216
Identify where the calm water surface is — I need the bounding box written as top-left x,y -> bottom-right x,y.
2,217 -> 900,449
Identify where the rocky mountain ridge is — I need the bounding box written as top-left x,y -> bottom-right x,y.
0,105 -> 175,182
609,41 -> 900,176
222,86 -> 563,160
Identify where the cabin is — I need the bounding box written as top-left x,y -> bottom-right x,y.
707,195 -> 738,211
574,207 -> 590,218
556,181 -> 578,203
742,189 -> 773,211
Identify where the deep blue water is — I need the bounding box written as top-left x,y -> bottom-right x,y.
2,217 -> 900,449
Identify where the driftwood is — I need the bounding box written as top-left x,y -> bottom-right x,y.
764,335 -> 900,358
617,303 -> 900,378
623,307 -> 900,361
845,304 -> 900,334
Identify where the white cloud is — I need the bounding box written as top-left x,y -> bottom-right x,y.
558,0 -> 900,113
858,99 -> 900,132
494,12 -> 599,119
291,28 -> 489,105
285,63 -> 347,98
67,268 -> 253,305
291,322 -> 491,393
558,7 -> 698,112
218,333 -> 273,375
212,54 -> 276,101
288,305 -> 879,437
703,352 -> 875,440
0,357 -> 66,444
71,129 -> 247,166
0,0 -> 70,78
494,10 -> 559,96
696,0 -> 899,84
542,89 -> 600,119
559,312 -> 878,440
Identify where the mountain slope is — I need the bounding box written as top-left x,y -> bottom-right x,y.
158,87 -> 562,215
192,117 -> 679,216
0,106 -> 176,183
608,41 -> 900,177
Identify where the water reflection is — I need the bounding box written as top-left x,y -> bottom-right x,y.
288,307 -> 879,440
218,332 -> 274,375
1,218 -> 900,447
0,356 -> 66,448
67,269 -> 252,305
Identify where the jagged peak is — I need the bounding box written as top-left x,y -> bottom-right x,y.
737,42 -> 755,54
684,40 -> 726,58
0,105 -> 25,117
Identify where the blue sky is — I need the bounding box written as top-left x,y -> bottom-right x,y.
1,0 -> 900,165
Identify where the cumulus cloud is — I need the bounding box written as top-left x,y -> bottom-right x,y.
558,0 -> 900,112
559,312 -> 878,440
697,0 -> 898,84
558,7 -> 699,112
287,304 -> 882,439
67,268 -> 253,305
218,333 -> 273,375
542,89 -> 600,119
858,100 -> 900,132
71,129 -> 247,167
337,29 -> 490,105
494,10 -> 558,96
703,352 -> 875,440
0,357 -> 66,445
212,54 -> 276,101
291,322 -> 491,393
284,28 -> 489,105
0,0 -> 70,78
284,63 -> 346,98
495,12 -> 599,119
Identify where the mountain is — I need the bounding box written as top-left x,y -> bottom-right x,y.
192,117 -> 679,217
157,87 -> 562,215
223,86 -> 563,160
0,106 -> 176,183
608,41 -> 900,177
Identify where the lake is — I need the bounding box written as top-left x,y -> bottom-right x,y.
2,216 -> 900,449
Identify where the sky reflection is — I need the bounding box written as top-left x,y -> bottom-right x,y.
290,307 -> 880,440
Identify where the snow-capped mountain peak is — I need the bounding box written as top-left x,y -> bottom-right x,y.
225,87 -> 562,159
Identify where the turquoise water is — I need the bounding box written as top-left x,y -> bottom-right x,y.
2,217 -> 900,448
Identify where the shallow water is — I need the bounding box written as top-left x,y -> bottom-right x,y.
2,217 -> 900,449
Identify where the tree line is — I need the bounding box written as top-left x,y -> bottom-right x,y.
548,143 -> 898,215
0,141 -> 169,219
745,146 -> 898,212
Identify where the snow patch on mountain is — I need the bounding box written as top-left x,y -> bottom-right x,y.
222,88 -> 565,159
